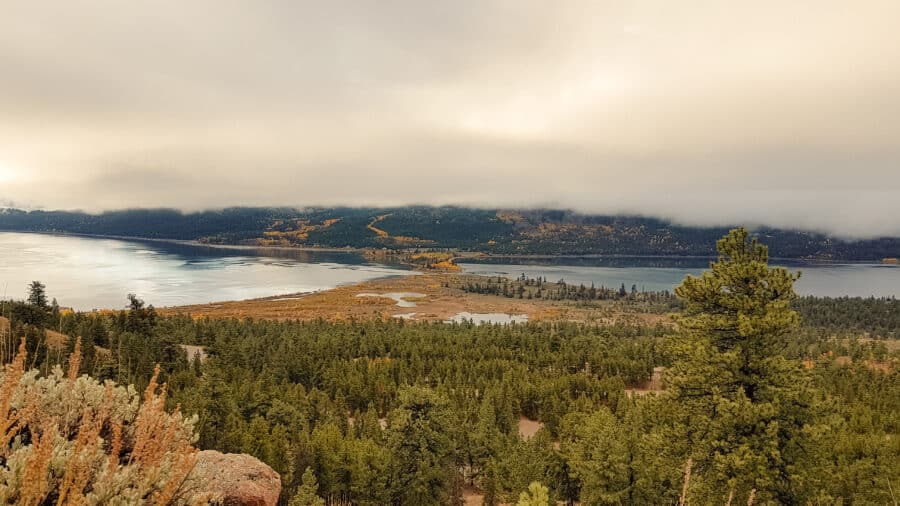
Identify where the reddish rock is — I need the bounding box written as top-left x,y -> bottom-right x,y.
192,450 -> 281,506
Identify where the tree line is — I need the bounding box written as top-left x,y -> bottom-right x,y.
3,206 -> 900,259
0,229 -> 897,504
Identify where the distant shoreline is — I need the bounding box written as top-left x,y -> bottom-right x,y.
0,229 -> 891,265
0,230 -> 368,254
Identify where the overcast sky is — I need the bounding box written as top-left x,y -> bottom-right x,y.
1,1 -> 899,237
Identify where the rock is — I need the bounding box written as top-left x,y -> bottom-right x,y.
192,450 -> 281,506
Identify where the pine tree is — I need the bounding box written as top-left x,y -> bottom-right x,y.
387,386 -> 457,506
290,467 -> 325,506
27,281 -> 48,309
471,394 -> 504,481
560,409 -> 630,504
124,294 -> 157,337
481,459 -> 499,506
516,482 -> 549,506
666,228 -> 813,503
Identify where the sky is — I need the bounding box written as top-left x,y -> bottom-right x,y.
1,1 -> 899,237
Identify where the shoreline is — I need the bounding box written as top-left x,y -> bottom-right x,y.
156,272 -> 662,325
0,230 -> 369,254
0,230 -> 888,265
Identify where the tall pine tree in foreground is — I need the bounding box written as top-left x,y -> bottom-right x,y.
290,467 -> 325,506
667,228 -> 814,503
387,387 -> 458,506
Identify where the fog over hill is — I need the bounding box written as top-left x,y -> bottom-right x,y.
2,206 -> 899,261
2,1 -> 899,237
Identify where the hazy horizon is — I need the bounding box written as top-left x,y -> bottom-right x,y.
2,1 -> 899,237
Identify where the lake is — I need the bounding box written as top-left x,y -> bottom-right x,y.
1,232 -> 897,311
458,257 -> 900,298
0,232 -> 411,310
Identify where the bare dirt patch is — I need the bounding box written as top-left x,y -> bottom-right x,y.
518,416 -> 544,440
181,344 -> 208,363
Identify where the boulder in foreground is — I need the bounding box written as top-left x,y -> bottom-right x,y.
193,450 -> 282,506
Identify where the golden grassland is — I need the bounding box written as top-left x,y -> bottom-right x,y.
159,273 -> 670,324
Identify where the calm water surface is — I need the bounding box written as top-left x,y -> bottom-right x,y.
459,258 -> 900,298
2,233 -> 897,311
0,232 -> 411,310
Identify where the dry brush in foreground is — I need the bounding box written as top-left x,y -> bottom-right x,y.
0,337 -> 216,505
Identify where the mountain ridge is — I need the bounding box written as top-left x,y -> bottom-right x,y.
1,206 -> 898,261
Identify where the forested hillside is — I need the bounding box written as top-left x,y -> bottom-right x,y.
3,206 -> 900,260
2,230 -> 897,504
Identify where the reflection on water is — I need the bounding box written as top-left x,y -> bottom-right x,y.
0,232 -> 411,310
2,232 -> 896,312
459,260 -> 900,298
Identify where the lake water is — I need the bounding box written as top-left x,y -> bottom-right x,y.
1,232 -> 897,311
0,232 -> 410,310
459,258 -> 900,298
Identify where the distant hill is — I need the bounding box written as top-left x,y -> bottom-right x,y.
1,206 -> 899,260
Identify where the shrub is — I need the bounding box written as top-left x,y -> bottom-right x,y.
0,337 -> 213,505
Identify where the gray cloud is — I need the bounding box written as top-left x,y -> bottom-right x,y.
1,0 -> 899,237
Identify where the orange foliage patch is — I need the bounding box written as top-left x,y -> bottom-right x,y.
261,217 -> 343,245
863,359 -> 896,373
431,260 -> 461,271
367,215 -> 392,238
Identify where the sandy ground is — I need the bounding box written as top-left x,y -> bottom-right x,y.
181,344 -> 208,362
517,416 -> 544,440
159,273 -> 672,324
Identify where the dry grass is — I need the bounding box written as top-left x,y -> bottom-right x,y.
44,329 -> 70,349
160,273 -> 672,326
0,336 -> 210,504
